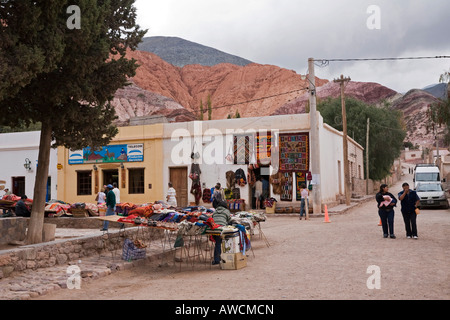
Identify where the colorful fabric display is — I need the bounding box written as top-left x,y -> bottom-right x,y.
202,188 -> 212,203
264,197 -> 277,208
122,238 -> 146,261
226,199 -> 245,211
44,202 -> 71,217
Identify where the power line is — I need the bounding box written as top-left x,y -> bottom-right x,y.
314,55 -> 450,67
203,87 -> 309,111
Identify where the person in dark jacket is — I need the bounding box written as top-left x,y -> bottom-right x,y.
211,199 -> 232,265
15,195 -> 31,217
398,182 -> 420,239
375,184 -> 397,238
101,184 -> 116,231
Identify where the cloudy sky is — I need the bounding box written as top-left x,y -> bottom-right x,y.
135,0 -> 450,93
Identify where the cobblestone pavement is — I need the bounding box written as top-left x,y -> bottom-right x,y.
0,233 -> 174,300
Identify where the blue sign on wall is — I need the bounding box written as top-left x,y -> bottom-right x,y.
69,144 -> 143,164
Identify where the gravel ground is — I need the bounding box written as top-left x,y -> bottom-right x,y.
35,178 -> 450,301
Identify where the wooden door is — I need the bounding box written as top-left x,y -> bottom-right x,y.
169,167 -> 188,207
12,176 -> 25,197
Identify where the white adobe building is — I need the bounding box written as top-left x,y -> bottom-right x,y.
162,113 -> 364,210
0,131 -> 58,201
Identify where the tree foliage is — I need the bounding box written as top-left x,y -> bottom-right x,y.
428,71 -> 450,146
318,97 -> 406,181
0,0 -> 66,101
0,0 -> 146,243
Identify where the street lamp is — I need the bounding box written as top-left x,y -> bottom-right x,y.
24,158 -> 32,171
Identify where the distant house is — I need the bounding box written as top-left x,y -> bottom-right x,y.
403,147 -> 423,163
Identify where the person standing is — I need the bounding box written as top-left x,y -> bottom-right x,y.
95,188 -> 106,205
299,184 -> 309,220
254,178 -> 263,210
101,184 -> 116,231
212,183 -> 225,203
211,200 -> 232,265
166,182 -> 177,207
112,182 -> 120,204
398,182 -> 420,239
375,184 -> 398,238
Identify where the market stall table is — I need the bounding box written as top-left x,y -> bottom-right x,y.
95,215 -> 179,267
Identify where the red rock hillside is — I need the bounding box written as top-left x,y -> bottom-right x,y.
273,81 -> 399,115
126,49 -> 329,120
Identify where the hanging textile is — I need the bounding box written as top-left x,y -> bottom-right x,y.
269,171 -> 284,195
256,132 -> 271,165
280,172 -> 293,201
226,170 -> 235,189
189,163 -> 201,183
190,163 -> 202,205
234,135 -> 252,165
279,133 -> 309,173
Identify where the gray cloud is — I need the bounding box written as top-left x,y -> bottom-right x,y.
135,0 -> 450,92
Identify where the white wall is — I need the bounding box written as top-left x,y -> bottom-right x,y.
160,113 -> 364,209
319,120 -> 344,204
319,120 -> 365,204
0,131 -> 58,200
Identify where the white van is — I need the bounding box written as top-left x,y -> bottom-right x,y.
413,164 -> 441,189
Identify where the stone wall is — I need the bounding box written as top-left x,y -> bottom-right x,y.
0,228 -> 141,279
0,218 -> 27,245
43,217 -> 108,229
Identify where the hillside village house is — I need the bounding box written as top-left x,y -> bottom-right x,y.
0,131 -> 58,200
56,114 -> 364,210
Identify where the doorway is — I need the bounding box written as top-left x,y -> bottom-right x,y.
250,165 -> 271,209
103,169 -> 119,187
12,177 -> 25,197
169,167 -> 188,207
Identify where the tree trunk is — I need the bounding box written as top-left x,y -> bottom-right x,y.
26,121 -> 52,244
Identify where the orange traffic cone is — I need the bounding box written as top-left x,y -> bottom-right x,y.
324,205 -> 331,223
378,219 -> 382,226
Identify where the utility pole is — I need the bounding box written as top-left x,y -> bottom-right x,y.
334,74 -> 351,206
308,58 -> 322,214
366,118 -> 370,195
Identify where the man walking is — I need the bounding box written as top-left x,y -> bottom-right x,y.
101,184 -> 116,231
398,182 -> 420,239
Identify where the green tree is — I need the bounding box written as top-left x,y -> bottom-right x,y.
318,97 -> 406,181
199,100 -> 204,120
0,0 -> 146,244
428,71 -> 450,145
0,1 -> 65,101
207,95 -> 212,120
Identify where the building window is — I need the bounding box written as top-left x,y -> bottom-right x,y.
77,171 -> 92,195
129,168 -> 144,194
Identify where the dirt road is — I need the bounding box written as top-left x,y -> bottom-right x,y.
36,178 -> 450,300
